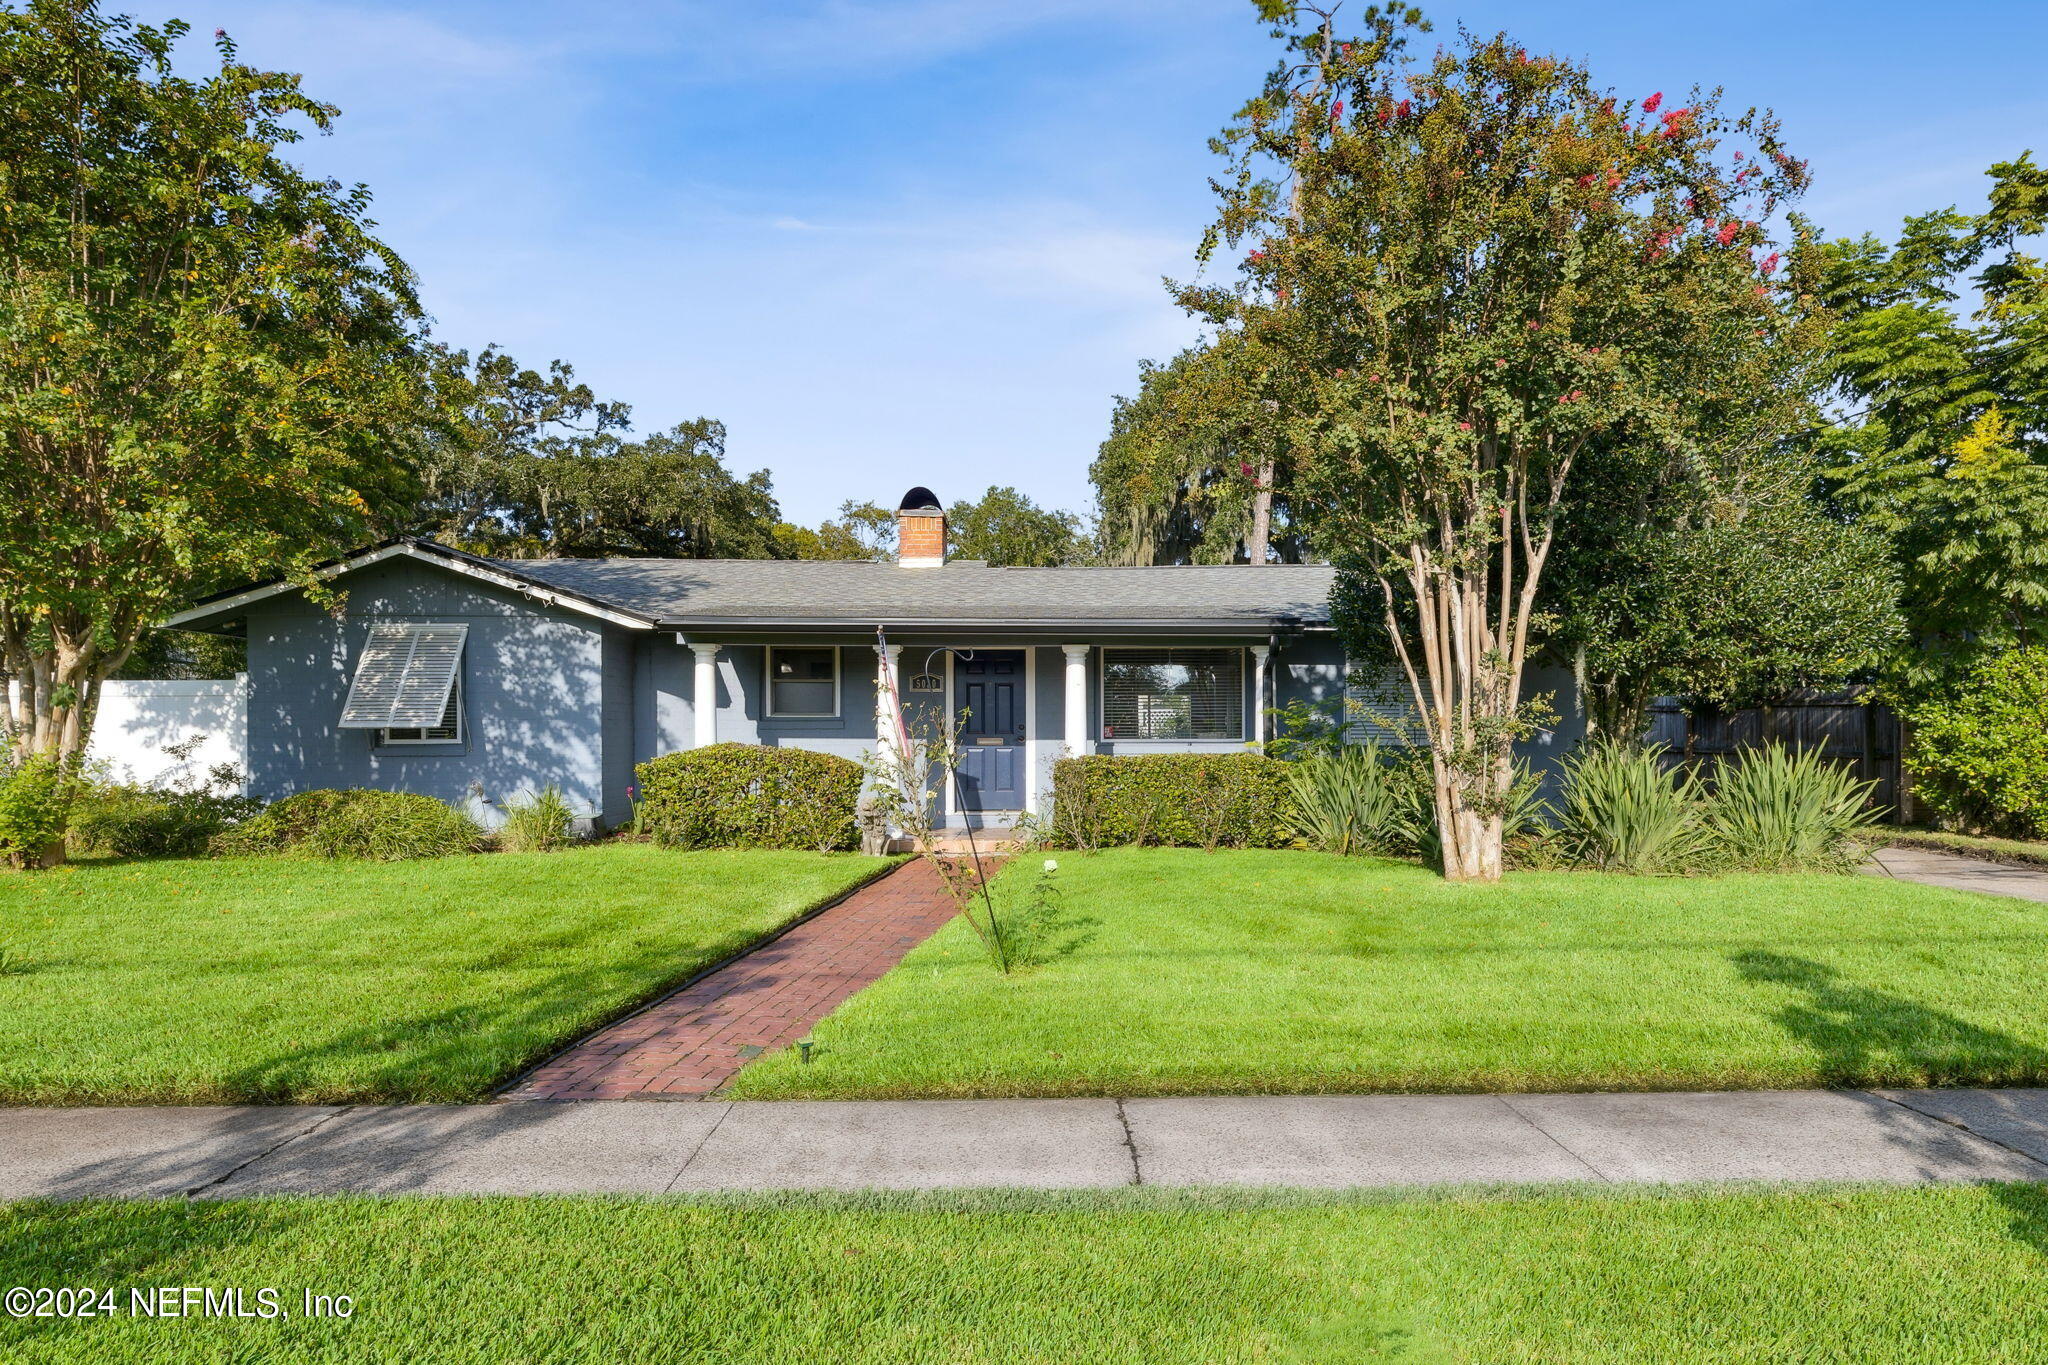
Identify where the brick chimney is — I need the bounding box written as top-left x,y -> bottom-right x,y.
896,486 -> 945,568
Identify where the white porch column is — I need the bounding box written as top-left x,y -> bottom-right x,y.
1062,644 -> 1089,756
874,643 -> 904,757
1250,644 -> 1271,751
690,643 -> 720,748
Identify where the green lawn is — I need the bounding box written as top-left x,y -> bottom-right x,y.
731,847 -> 2048,1100
0,846 -> 891,1105
5,1186 -> 2048,1362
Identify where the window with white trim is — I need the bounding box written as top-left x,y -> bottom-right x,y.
767,646 -> 839,717
1102,648 -> 1244,741
380,676 -> 464,745
337,622 -> 468,745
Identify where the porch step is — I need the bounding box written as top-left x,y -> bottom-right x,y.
922,827 -> 1026,857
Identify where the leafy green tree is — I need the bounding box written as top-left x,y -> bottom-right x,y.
1550,467 -> 1902,739
0,2 -> 428,772
770,518 -> 876,561
1093,344 -> 1312,565
411,345 -> 631,548
111,629 -> 245,680
1897,646 -> 2048,838
488,422 -> 782,559
946,486 -> 1086,566
1191,4 -> 1814,879
1806,153 -> 2048,686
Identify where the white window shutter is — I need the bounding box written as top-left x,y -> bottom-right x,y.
339,623 -> 468,728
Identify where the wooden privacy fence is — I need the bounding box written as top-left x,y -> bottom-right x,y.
1646,687 -> 1907,819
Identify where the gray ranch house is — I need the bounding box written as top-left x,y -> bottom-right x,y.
167,487 -> 1583,830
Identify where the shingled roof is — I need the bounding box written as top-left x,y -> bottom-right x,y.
504,555 -> 1337,627
163,538 -> 1339,633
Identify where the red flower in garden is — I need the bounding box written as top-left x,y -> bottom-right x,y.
1577,173 -> 1598,187
1396,98 -> 1412,118
1642,92 -> 1663,113
1458,421 -> 1473,431
1758,252 -> 1781,275
1332,100 -> 1345,120
1716,221 -> 1740,246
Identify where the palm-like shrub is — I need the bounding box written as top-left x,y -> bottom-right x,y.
1287,741 -> 1403,855
1707,745 -> 1880,871
499,785 -> 576,853
1557,740 -> 1710,874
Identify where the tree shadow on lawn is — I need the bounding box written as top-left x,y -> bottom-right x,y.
1730,951 -> 2048,1089
1733,951 -> 2048,1264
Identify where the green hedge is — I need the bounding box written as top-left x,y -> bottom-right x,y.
1051,753 -> 1296,849
1901,648 -> 2048,839
635,743 -> 862,851
212,789 -> 484,861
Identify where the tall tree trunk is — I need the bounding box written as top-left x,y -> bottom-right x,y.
1246,461 -> 1275,565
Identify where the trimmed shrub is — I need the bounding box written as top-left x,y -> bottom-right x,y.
635,743 -> 861,851
1557,740 -> 1712,874
1050,753 -> 1295,850
69,783 -> 258,860
0,754 -> 73,869
1900,648 -> 2048,838
1706,744 -> 1881,871
214,789 -> 484,861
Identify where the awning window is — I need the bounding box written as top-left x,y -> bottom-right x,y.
339,623 -> 469,729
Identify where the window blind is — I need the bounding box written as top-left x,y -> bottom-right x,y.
1345,663 -> 1421,746
1102,648 -> 1244,741
339,623 -> 468,729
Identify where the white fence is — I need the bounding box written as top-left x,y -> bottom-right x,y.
7,678 -> 249,791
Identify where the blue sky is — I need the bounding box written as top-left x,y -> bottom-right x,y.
127,0 -> 2048,526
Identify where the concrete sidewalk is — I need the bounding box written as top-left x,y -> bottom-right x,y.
7,1089 -> 2048,1199
1868,846 -> 2048,903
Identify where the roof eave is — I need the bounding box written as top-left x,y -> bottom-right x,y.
162,540 -> 661,632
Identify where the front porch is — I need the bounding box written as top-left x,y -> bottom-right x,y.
672,634 -> 1324,826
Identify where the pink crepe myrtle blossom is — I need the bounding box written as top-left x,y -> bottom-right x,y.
1642,92 -> 1663,113
1716,221 -> 1740,246
1458,421 -> 1473,431
1758,252 -> 1781,275
1396,98 -> 1412,118
1332,100 -> 1345,120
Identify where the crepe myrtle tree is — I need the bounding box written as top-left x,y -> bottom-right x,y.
0,3 -> 429,776
1185,3 -> 1814,880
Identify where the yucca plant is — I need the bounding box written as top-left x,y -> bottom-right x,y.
1378,752 -> 1550,868
1707,745 -> 1882,872
500,785 -> 576,853
1287,742 -> 1402,855
1557,740 -> 1711,874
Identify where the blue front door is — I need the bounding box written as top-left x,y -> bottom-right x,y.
954,650 -> 1025,812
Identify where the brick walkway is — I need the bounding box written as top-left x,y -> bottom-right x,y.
501,858 -> 984,1101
